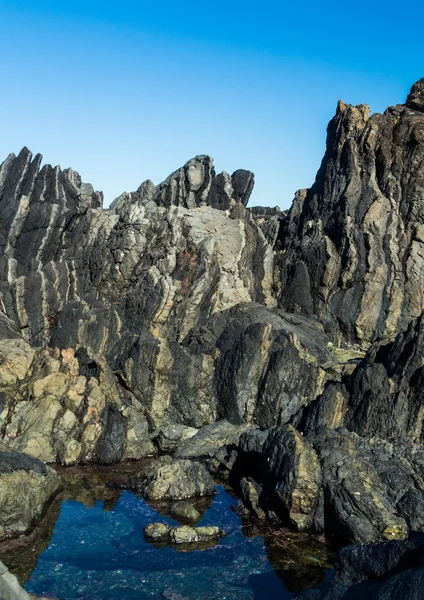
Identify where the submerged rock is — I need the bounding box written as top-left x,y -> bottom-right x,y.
129,456 -> 214,500
296,532 -> 424,600
170,501 -> 200,523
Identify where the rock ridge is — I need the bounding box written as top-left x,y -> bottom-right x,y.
0,77 -> 424,549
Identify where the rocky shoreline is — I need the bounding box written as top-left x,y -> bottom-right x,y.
0,77 -> 424,598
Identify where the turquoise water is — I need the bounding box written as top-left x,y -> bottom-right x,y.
22,486 -> 331,600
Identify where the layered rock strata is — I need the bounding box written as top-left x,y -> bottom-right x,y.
0,78 -> 423,548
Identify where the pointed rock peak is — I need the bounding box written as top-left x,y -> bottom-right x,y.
17,146 -> 33,161
231,169 -> 255,206
406,77 -> 424,112
336,100 -> 370,122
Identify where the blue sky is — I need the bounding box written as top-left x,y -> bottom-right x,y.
0,1 -> 423,208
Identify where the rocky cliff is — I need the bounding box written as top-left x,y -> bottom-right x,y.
1,77 -> 424,546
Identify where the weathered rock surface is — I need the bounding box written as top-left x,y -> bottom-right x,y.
143,522 -> 170,542
128,456 -> 214,500
169,525 -> 224,544
239,477 -> 265,519
296,532 -> 424,600
262,425 -> 321,531
0,450 -> 61,540
1,79 -> 424,547
174,420 -> 250,459
276,78 -> 424,346
144,522 -> 225,546
154,424 -> 198,454
0,560 -> 33,600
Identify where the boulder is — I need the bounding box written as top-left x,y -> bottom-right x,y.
129,456 -> 214,500
207,445 -> 239,482
174,421 -> 250,460
154,424 -> 198,454
170,501 -> 200,523
143,522 -> 170,542
168,525 -> 199,544
169,525 -> 225,544
0,450 -> 61,540
310,429 -> 409,545
239,477 -> 265,519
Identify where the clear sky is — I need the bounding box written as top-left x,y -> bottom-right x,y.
0,1 -> 423,209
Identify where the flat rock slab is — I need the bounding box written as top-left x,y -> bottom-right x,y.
174,420 -> 251,460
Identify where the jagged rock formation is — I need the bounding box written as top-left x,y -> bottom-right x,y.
277,78 -> 424,345
0,78 -> 424,548
0,449 -> 60,540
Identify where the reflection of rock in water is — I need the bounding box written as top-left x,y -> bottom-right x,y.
263,527 -> 334,593
144,494 -> 214,524
0,496 -> 61,586
0,461 -> 147,585
56,460 -> 150,509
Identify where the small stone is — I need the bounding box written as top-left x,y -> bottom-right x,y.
143,522 -> 171,542
170,501 -> 200,523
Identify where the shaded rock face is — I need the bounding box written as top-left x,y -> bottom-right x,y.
0,450 -> 61,540
262,425 -> 321,531
277,79 -> 424,345
296,532 -> 424,600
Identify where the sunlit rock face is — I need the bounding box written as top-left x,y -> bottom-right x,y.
1,79 -> 424,548
276,77 -> 424,345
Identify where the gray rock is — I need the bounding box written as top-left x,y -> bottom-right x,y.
168,525 -> 224,544
155,424 -> 198,454
0,560 -> 33,600
170,501 -> 200,523
239,477 -> 265,519
0,450 -> 61,540
143,522 -> 170,542
262,425 -> 321,531
174,421 -> 251,460
129,456 -> 214,500
277,79 -> 424,346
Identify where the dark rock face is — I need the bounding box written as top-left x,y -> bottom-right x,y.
262,425 -> 321,532
296,533 -> 424,600
1,79 -> 424,549
277,79 -> 424,345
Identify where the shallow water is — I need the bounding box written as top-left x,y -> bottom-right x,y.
1,465 -> 332,600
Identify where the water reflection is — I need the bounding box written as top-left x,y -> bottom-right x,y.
0,464 -> 333,600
